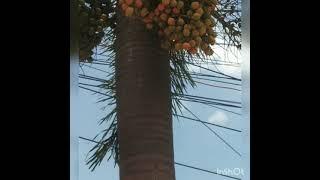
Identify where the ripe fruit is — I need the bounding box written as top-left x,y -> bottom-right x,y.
177,1 -> 184,9
183,28 -> 190,37
189,40 -> 196,47
114,0 -> 218,53
195,36 -> 202,44
182,42 -> 191,50
140,8 -> 149,17
135,0 -> 143,8
184,24 -> 191,29
168,17 -> 176,26
191,2 -> 200,10
170,0 -> 178,7
192,30 -> 200,37
172,7 -> 180,14
148,12 -> 155,19
207,28 -> 215,35
162,0 -> 170,6
125,7 -> 134,16
160,13 -> 168,21
158,3 -> 165,11
146,23 -> 153,30
212,0 -> 218,5
196,8 -> 204,15
199,26 -> 206,36
201,42 -> 209,50
143,17 -> 152,23
177,18 -> 185,25
189,48 -> 197,54
121,3 -> 128,11
204,18 -> 212,26
192,13 -> 201,20
194,21 -> 202,28
125,0 -> 133,5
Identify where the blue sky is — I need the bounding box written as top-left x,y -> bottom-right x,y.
70,42 -> 249,180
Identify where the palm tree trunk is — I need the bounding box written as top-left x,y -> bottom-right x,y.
115,16 -> 176,180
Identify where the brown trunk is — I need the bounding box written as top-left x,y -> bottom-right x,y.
115,17 -> 175,180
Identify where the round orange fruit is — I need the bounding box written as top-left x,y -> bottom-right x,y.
170,0 -> 178,7
183,28 -> 190,37
189,48 -> 197,54
125,0 -> 133,5
121,3 -> 128,11
189,40 -> 196,47
162,0 -> 170,6
168,17 -> 176,26
158,3 -> 165,11
182,42 -> 191,50
177,1 -> 184,9
146,23 -> 153,30
125,7 -> 134,16
160,13 -> 168,21
140,8 -> 148,17
135,0 -> 143,8
172,7 -> 180,14
191,2 -> 200,10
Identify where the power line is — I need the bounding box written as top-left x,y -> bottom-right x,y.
205,103 -> 241,116
78,85 -> 241,115
175,98 -> 241,115
78,86 -> 113,98
190,72 -> 241,81
82,64 -> 110,73
79,74 -> 106,83
187,63 -> 241,81
190,76 -> 241,86
173,114 -> 242,132
79,82 -> 101,88
176,97 -> 241,109
180,103 -> 242,157
78,136 -> 241,180
82,61 -> 110,66
174,93 -> 241,105
175,162 -> 241,180
78,85 -> 241,109
193,80 -> 241,91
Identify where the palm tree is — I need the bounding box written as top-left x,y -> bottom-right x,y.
76,0 -> 241,180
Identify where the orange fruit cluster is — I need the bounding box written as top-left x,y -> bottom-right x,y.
119,0 -> 218,55
78,0 -> 112,61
